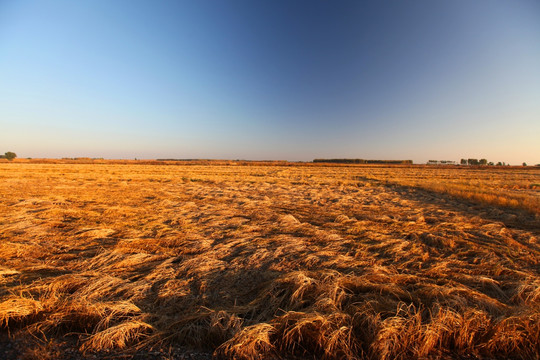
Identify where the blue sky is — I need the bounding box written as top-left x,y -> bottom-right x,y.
1,0 -> 539,163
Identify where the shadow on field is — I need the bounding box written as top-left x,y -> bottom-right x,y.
385,182 -> 540,234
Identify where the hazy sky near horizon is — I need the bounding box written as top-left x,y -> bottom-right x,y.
1,0 -> 539,164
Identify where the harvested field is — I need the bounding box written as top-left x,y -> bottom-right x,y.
0,163 -> 539,359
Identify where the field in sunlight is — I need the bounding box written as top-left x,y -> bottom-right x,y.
1,162 -> 539,359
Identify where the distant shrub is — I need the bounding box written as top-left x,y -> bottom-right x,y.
4,152 -> 16,161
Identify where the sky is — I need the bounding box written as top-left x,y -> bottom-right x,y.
1,0 -> 539,164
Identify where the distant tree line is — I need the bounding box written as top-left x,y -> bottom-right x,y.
427,160 -> 456,165
61,157 -> 104,160
0,151 -> 17,160
313,159 -> 413,164
459,159 -> 530,166
460,158 -> 489,166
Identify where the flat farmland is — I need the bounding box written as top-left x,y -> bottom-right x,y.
0,163 -> 539,359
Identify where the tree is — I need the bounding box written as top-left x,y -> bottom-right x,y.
4,152 -> 16,161
523,162 -> 527,166
468,158 -> 479,166
460,159 -> 467,165
479,159 -> 487,165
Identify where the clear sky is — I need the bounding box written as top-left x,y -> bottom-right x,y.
1,0 -> 539,164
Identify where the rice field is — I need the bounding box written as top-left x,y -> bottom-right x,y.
0,162 -> 539,359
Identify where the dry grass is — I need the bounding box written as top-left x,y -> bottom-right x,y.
0,162 -> 539,359
360,166 -> 540,216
